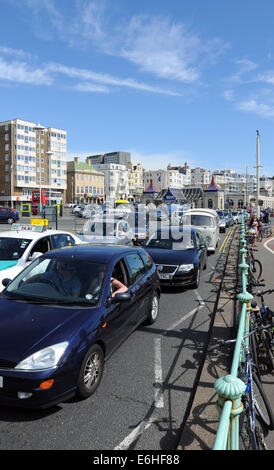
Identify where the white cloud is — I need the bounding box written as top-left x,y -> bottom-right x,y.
0,56 -> 53,85
46,61 -> 181,95
236,99 -> 274,118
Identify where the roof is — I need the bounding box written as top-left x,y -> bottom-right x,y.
45,244 -> 142,262
204,177 -> 223,192
67,160 -> 104,175
0,229 -> 75,240
143,181 -> 159,193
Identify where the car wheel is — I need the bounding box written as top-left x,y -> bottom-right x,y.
144,292 -> 159,325
77,344 -> 104,399
7,218 -> 14,224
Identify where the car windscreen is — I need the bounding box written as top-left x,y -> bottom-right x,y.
83,221 -> 117,236
0,237 -> 32,260
145,231 -> 195,250
3,257 -> 107,306
182,215 -> 213,227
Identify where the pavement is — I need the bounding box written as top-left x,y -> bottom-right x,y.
177,224 -> 274,451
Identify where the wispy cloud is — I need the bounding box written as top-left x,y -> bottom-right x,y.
6,0 -> 228,86
236,99 -> 274,118
0,56 -> 52,85
46,61 -> 182,95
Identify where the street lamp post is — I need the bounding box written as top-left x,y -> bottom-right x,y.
34,123 -> 45,214
46,150 -> 54,206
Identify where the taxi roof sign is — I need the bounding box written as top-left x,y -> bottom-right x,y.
11,223 -> 46,232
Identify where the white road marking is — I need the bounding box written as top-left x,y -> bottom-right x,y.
154,337 -> 164,408
114,290 -> 206,450
263,236 -> 274,255
114,419 -> 156,450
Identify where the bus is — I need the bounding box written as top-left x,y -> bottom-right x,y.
31,190 -> 49,215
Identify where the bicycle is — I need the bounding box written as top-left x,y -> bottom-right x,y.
258,224 -> 273,242
250,289 -> 274,373
245,244 -> 263,285
208,328 -> 274,450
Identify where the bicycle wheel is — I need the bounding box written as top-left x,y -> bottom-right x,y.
261,329 -> 274,371
253,372 -> 274,430
239,396 -> 267,450
251,259 -> 263,282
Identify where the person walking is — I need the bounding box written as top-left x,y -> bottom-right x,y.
249,214 -> 259,247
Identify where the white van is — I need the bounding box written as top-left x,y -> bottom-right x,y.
180,208 -> 220,253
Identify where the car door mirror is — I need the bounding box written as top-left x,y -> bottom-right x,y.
200,244 -> 207,250
29,251 -> 43,261
2,278 -> 11,287
113,292 -> 131,302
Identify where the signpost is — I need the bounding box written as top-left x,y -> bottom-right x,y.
43,206 -> 58,229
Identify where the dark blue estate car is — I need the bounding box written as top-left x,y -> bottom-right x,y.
0,207 -> 19,224
144,227 -> 207,289
0,245 -> 160,408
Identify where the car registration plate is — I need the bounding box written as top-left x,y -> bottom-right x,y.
0,377 -> 3,388
159,273 -> 171,280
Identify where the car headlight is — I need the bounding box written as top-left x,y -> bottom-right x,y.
177,264 -> 194,272
15,342 -> 68,371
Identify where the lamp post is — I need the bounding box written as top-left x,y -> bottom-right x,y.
46,150 -> 54,206
34,123 -> 45,214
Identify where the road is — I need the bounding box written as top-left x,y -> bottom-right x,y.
0,212 -> 229,450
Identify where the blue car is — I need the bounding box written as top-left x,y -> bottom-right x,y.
0,207 -> 19,224
0,245 -> 160,408
145,227 -> 207,289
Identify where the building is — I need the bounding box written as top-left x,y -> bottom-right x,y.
128,163 -> 144,200
66,157 -> 105,204
0,118 -> 67,208
88,162 -> 129,201
167,162 -> 191,186
191,167 -> 211,186
143,168 -> 186,192
86,151 -> 131,168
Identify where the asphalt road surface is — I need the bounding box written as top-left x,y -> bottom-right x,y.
0,212 -> 229,450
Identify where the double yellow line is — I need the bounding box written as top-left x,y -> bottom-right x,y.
219,226 -> 236,253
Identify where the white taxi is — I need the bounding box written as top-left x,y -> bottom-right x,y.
0,223 -> 83,291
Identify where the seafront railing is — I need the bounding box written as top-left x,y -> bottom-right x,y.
212,214 -> 253,450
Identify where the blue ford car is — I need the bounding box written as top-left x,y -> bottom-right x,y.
0,245 -> 160,408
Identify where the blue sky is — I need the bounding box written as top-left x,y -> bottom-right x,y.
1,0 -> 274,176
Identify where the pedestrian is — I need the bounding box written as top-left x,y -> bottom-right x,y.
249,214 -> 259,247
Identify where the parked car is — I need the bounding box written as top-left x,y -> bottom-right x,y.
78,218 -> 134,245
218,216 -> 227,233
72,204 -> 87,217
231,211 -> 241,224
0,207 -> 19,224
180,209 -> 220,253
0,245 -> 160,408
223,211 -> 234,227
0,224 -> 83,291
144,226 -> 207,288
82,204 -> 101,219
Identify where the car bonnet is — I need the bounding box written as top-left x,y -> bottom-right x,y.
0,298 -> 99,365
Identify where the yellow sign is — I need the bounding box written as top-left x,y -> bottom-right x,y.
54,204 -> 60,214
30,218 -> 49,226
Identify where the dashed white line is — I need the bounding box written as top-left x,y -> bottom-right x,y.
154,337 -> 164,408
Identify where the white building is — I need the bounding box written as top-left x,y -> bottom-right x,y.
191,168 -> 211,186
91,163 -> 129,200
143,168 -> 187,192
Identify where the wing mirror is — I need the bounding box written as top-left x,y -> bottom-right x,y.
2,278 -> 11,287
29,252 -> 43,261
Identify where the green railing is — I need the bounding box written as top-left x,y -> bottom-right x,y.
212,214 -> 253,450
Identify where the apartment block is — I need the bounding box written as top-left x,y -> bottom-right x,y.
0,119 -> 67,208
